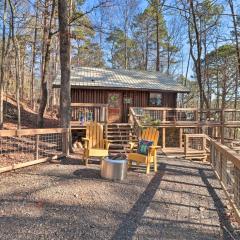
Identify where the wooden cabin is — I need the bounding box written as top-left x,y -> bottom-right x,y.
53,67 -> 189,123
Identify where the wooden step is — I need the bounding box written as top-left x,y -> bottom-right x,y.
107,134 -> 131,138
107,128 -> 133,132
107,136 -> 138,141
109,143 -> 130,147
108,140 -> 132,143
107,125 -> 132,129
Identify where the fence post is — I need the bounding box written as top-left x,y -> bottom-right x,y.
62,128 -> 70,156
234,166 -> 240,210
179,128 -> 183,149
210,142 -> 214,164
35,134 -> 39,160
219,152 -> 222,181
184,134 -> 188,156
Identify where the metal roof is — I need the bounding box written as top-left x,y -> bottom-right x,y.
53,67 -> 189,93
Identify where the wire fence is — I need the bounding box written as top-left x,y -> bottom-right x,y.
184,134 -> 207,161
0,128 -> 69,170
211,139 -> 240,221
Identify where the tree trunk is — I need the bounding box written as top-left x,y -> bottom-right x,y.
58,0 -> 71,128
21,51 -> 25,100
145,25 -> 149,71
37,0 -> 55,127
156,12 -> 160,71
228,0 -> 240,140
0,0 -> 7,129
189,0 -> 209,115
9,0 -> 21,129
30,0 -> 39,110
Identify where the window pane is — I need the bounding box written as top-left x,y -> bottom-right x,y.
149,93 -> 162,106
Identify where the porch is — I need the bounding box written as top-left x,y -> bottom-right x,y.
0,156 -> 239,240
70,104 -> 240,154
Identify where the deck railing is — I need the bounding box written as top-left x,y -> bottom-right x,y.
129,107 -> 240,127
210,137 -> 240,222
0,128 -> 69,173
183,133 -> 240,222
184,134 -> 207,160
130,107 -> 198,126
71,103 -> 108,127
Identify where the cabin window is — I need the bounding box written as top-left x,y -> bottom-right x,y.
149,93 -> 162,106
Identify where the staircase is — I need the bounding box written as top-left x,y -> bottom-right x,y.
106,123 -> 138,155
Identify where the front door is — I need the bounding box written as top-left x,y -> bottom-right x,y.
107,92 -> 122,123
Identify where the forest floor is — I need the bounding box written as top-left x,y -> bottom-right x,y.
3,94 -> 58,129
0,95 -> 60,168
0,156 -> 239,240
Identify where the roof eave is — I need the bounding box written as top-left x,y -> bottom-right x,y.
52,84 -> 190,93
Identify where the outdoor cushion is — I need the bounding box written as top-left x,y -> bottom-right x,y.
137,140 -> 153,155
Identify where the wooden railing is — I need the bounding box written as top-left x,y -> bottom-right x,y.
129,107 -> 240,127
0,128 -> 69,173
71,103 -> 108,127
129,107 -> 142,137
130,107 -> 198,126
210,138 -> 240,223
184,134 -> 207,161
184,133 -> 240,222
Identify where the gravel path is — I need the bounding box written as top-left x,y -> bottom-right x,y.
0,156 -> 239,240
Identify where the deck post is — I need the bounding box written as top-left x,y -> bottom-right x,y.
184,134 -> 188,156
35,134 -> 39,160
162,110 -> 166,123
105,106 -> 108,140
220,109 -> 225,144
179,127 -> 183,149
162,127 -> 166,149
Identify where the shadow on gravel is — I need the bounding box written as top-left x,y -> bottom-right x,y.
199,169 -> 239,240
61,156 -> 102,166
73,168 -> 101,179
111,162 -> 166,240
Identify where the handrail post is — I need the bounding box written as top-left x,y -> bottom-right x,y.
162,127 -> 166,150
184,134 -> 188,156
35,134 -> 39,160
162,110 -> 166,123
179,128 -> 183,149
221,109 -> 225,144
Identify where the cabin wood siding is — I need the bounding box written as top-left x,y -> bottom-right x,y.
71,88 -> 177,122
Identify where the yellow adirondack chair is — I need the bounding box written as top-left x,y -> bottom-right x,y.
83,122 -> 110,165
128,127 -> 160,174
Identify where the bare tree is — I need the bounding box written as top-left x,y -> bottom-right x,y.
0,0 -> 7,129
37,0 -> 56,127
30,0 -> 39,110
228,0 -> 240,110
58,0 -> 71,128
9,0 -> 21,129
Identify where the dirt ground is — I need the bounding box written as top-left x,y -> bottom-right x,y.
0,156 -> 239,240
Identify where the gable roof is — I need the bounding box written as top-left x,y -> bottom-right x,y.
53,67 -> 189,93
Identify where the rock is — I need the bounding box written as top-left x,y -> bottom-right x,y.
198,206 -> 205,212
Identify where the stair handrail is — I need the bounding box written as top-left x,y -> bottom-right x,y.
129,107 -> 142,138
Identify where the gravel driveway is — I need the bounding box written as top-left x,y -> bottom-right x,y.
0,156 -> 239,240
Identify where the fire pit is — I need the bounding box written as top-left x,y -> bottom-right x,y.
101,157 -> 128,181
